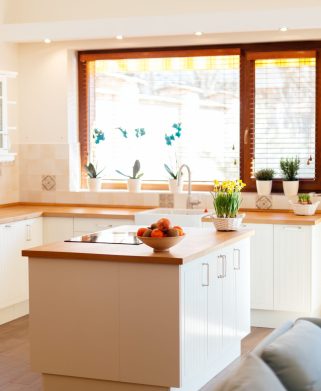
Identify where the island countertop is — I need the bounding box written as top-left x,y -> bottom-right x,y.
22,226 -> 254,265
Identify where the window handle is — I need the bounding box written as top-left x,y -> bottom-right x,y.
244,127 -> 249,145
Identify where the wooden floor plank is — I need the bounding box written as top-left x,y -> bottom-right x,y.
0,317 -> 273,391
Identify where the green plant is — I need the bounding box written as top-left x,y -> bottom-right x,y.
84,162 -> 105,178
210,180 -> 246,218
115,159 -> 144,179
280,157 -> 300,181
254,168 -> 275,181
164,164 -> 179,180
298,193 -> 312,204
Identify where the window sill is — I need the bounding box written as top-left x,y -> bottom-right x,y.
0,152 -> 16,163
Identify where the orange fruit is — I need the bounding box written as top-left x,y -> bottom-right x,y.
173,225 -> 184,236
151,229 -> 165,238
136,227 -> 148,237
156,218 -> 171,231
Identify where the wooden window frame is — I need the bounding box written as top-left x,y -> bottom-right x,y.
78,41 -> 321,192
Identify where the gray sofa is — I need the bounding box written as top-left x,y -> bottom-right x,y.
214,317 -> 321,391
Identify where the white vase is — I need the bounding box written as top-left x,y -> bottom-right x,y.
256,180 -> 272,196
168,179 -> 183,193
283,180 -> 299,197
88,178 -> 102,191
127,178 -> 141,192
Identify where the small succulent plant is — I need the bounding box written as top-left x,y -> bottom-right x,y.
254,168 -> 275,181
116,159 -> 144,179
84,162 -> 105,178
298,194 -> 312,205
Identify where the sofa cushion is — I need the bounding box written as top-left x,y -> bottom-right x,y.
218,353 -> 286,391
262,320 -> 321,391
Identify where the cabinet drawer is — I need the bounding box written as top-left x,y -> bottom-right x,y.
73,218 -> 133,233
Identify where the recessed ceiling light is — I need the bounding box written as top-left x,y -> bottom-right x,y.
44,38 -> 51,44
195,31 -> 203,36
279,26 -> 288,32
116,35 -> 123,40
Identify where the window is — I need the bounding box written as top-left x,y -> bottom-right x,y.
242,49 -> 321,192
79,44 -> 321,191
79,49 -> 240,187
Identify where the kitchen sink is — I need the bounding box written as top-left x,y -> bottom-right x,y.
135,208 -> 208,227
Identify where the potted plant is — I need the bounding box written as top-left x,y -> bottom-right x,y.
254,168 -> 274,195
280,157 -> 300,197
164,123 -> 184,193
84,162 -> 105,191
116,159 -> 144,192
164,164 -> 183,193
210,179 -> 246,231
289,193 -> 320,216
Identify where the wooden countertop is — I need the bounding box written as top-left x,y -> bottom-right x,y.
22,226 -> 254,265
1,203 -> 321,226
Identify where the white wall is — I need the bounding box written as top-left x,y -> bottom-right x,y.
0,0 -> 19,204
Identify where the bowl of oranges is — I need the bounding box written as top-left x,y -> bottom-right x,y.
136,218 -> 185,252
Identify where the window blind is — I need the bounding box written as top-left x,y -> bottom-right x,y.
253,57 -> 316,179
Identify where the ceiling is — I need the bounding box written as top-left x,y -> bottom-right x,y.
2,0 -> 321,44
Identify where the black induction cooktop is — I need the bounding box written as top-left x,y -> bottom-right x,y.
65,230 -> 143,245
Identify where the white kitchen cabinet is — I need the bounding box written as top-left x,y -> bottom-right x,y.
233,239 -> 251,338
43,217 -> 74,244
244,223 -> 274,310
0,217 -> 42,309
274,225 -> 311,312
73,217 -> 133,236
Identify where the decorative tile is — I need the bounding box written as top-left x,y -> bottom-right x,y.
42,175 -> 56,191
256,195 -> 272,210
159,193 -> 174,208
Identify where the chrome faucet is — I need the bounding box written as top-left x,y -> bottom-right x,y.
177,164 -> 201,209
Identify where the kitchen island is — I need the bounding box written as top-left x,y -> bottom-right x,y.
22,226 -> 253,391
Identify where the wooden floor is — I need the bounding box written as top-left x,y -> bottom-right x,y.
0,316 -> 272,391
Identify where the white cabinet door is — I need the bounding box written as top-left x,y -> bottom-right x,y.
274,225 -> 311,312
233,238 -> 251,339
208,251 -> 223,363
181,257 -> 208,381
244,223 -> 274,310
0,220 -> 26,308
19,218 -> 43,301
43,217 -> 74,244
220,247 -> 237,350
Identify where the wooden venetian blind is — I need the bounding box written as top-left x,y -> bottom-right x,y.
248,52 -> 316,179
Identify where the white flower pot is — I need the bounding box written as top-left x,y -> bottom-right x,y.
127,178 -> 142,192
168,179 -> 183,193
87,178 -> 102,191
283,180 -> 299,197
256,180 -> 272,196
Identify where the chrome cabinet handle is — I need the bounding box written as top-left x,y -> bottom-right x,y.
4,225 -> 11,228
201,263 -> 209,287
233,248 -> 241,270
217,255 -> 224,278
283,226 -> 302,231
26,224 -> 31,241
95,224 -> 113,229
223,255 -> 227,278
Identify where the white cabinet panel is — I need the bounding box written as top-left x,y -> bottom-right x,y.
43,217 -> 74,244
245,223 -> 274,310
181,257 -> 208,380
233,238 -> 251,339
274,225 -> 311,312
